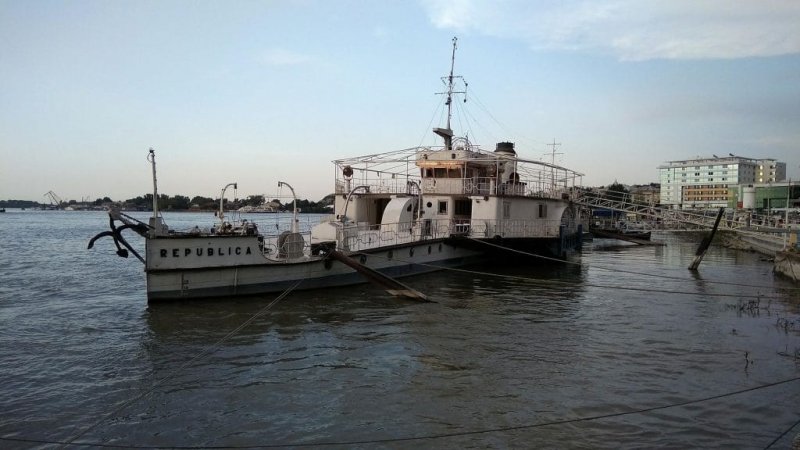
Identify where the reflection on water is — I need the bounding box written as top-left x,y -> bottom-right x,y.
1,213 -> 800,448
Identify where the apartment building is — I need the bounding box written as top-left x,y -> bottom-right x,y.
658,156 -> 785,209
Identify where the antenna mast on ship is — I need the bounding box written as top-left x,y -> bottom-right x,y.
434,37 -> 467,152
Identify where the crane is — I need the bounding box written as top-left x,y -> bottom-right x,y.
43,190 -> 64,209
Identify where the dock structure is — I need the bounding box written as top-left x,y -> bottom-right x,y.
576,190 -> 794,233
574,190 -> 797,254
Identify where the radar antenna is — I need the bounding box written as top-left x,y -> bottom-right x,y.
546,139 -> 563,191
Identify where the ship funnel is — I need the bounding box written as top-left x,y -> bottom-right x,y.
495,142 -> 516,155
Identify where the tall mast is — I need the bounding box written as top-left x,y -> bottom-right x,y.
148,148 -> 158,222
445,36 -> 457,131
434,37 -> 467,151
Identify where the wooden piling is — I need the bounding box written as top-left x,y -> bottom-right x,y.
688,207 -> 725,271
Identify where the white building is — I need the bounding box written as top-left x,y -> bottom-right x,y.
658,156 -> 786,209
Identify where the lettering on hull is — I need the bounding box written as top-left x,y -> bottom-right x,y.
159,247 -> 253,258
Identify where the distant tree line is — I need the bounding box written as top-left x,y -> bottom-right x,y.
0,199 -> 42,208
121,193 -> 335,213
1,193 -> 335,212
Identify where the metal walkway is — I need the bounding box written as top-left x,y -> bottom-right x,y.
573,190 -> 786,234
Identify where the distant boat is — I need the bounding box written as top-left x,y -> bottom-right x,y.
237,204 -> 278,213
592,229 -> 651,241
0,208 -> 5,213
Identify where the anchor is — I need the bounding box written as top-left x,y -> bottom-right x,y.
87,216 -> 149,264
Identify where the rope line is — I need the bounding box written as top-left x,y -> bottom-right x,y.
763,416 -> 800,449
465,237 -> 800,292
361,250 -> 787,301
5,376 -> 798,449
58,281 -> 303,448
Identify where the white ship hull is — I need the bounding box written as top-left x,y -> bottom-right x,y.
145,236 -> 483,300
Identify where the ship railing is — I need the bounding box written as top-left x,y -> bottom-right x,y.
337,219 -> 457,252
336,216 -> 566,252
259,231 -> 315,260
418,177 -> 577,200
334,177 -> 421,195
466,219 -> 563,239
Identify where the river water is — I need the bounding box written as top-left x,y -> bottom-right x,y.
1,210 -> 799,449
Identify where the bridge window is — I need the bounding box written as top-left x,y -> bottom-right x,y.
538,204 -> 548,218
438,200 -> 448,215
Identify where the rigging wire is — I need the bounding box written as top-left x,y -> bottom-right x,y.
452,98 -> 468,142
460,100 -> 499,145
6,377 -> 799,449
57,281 -> 303,449
416,95 -> 446,150
468,88 -> 541,151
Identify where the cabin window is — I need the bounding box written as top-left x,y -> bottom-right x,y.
454,199 -> 471,216
448,169 -> 461,178
434,168 -> 447,178
438,200 -> 448,215
538,204 -> 548,218
503,201 -> 511,219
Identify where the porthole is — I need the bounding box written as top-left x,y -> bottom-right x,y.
387,250 -> 393,260
409,248 -> 414,257
360,255 -> 367,264
426,202 -> 432,208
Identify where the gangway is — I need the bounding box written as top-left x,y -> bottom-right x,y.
574,189 -> 789,235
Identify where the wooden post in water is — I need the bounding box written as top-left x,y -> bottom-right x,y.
688,207 -> 725,271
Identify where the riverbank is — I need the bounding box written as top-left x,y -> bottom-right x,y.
775,251 -> 800,283
719,230 -> 800,283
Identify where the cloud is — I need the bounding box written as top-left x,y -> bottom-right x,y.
420,0 -> 800,60
259,48 -> 311,66
422,0 -> 478,30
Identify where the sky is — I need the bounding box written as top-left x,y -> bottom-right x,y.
1,0 -> 799,202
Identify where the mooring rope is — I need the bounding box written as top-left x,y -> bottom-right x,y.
5,376 -> 797,448
465,237 -> 800,292
58,280 -> 303,448
357,247 -> 786,301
